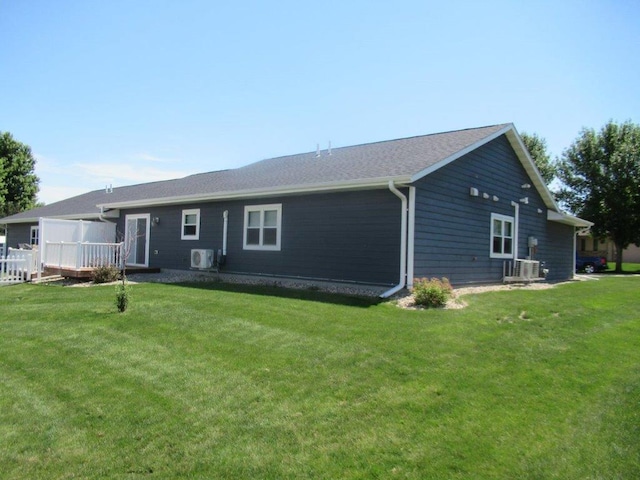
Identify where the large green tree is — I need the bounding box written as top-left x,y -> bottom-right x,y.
557,120 -> 640,272
0,132 -> 40,220
521,132 -> 556,184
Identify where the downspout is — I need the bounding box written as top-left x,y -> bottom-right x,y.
222,210 -> 229,256
510,201 -> 519,260
407,187 -> 416,289
381,181 -> 408,298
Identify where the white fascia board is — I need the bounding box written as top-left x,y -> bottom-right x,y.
97,176 -> 410,209
504,127 -> 559,211
409,124 -> 514,183
547,210 -> 593,227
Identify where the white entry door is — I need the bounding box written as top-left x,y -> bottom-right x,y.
125,214 -> 150,267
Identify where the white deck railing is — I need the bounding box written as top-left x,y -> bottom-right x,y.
44,241 -> 124,270
0,253 -> 31,285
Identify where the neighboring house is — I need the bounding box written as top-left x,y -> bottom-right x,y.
0,123 -> 590,293
577,230 -> 640,264
0,235 -> 5,257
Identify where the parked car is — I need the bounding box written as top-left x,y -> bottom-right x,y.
576,254 -> 608,274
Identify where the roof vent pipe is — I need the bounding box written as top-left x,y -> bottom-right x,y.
328,141 -> 332,156
316,144 -> 320,158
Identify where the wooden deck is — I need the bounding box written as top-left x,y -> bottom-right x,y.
42,266 -> 161,279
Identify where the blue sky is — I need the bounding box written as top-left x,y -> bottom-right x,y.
1,0 -> 638,205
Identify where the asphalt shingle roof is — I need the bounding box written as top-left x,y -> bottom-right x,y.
1,124 -> 510,223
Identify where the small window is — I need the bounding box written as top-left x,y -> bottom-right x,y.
30,226 -> 39,246
490,213 -> 514,259
243,204 -> 282,251
181,209 -> 200,240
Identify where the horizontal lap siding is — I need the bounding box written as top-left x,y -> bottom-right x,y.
538,222 -> 575,281
120,189 -> 401,285
413,134 -> 575,285
6,223 -> 33,249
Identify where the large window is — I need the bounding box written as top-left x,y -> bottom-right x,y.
181,209 -> 200,240
243,204 -> 282,251
490,213 -> 514,258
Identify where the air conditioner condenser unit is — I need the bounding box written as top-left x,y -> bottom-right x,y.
191,249 -> 214,269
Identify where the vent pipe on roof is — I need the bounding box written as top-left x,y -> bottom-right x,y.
316,144 -> 320,158
328,141 -> 332,156
105,184 -> 113,194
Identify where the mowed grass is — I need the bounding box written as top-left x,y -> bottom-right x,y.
0,277 -> 639,479
607,262 -> 640,274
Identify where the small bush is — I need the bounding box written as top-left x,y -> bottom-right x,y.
115,279 -> 131,312
92,265 -> 121,284
412,277 -> 453,308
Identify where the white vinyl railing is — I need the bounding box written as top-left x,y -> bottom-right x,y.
0,253 -> 31,285
44,241 -> 124,270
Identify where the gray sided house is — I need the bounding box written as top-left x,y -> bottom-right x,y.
1,124 -> 590,293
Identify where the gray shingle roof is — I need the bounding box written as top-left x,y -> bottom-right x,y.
1,124 -> 511,223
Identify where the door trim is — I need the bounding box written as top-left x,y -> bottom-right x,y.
124,214 -> 150,267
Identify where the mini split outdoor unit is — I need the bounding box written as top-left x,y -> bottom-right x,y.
190,249 -> 214,269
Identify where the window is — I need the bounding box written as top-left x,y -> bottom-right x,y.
181,209 -> 200,240
30,226 -> 39,246
490,213 -> 514,258
243,204 -> 282,250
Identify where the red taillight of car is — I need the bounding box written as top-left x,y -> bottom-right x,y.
601,257 -> 607,265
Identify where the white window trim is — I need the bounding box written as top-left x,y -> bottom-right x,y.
243,204 -> 282,251
490,213 -> 514,259
30,226 -> 39,246
181,209 -> 201,240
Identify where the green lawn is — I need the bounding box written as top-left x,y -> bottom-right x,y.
606,262 -> 640,274
1,277 -> 639,479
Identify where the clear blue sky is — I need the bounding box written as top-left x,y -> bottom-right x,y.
1,0 -> 638,205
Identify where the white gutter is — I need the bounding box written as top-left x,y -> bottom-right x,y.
381,181 -> 408,298
97,175 -> 411,210
547,210 -> 593,227
222,210 -> 229,256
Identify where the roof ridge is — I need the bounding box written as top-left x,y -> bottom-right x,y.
240,123 -> 511,166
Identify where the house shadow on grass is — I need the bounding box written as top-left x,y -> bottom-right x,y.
167,280 -> 385,309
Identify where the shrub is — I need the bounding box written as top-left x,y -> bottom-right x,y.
115,279 -> 131,312
92,265 -> 121,284
412,277 -> 453,308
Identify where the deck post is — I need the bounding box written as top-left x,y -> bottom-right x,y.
76,242 -> 83,269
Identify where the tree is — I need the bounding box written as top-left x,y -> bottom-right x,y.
521,132 -> 556,184
557,120 -> 640,272
0,132 -> 40,219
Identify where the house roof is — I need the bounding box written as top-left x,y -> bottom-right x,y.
0,123 -> 589,226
